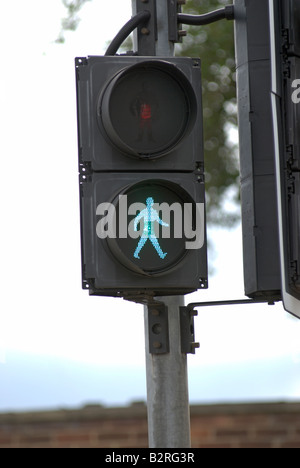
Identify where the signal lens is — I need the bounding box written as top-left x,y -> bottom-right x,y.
99,61 -> 197,159
106,180 -> 197,276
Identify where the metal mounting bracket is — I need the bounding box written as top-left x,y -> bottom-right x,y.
180,306 -> 200,354
168,0 -> 186,43
148,303 -> 169,354
147,302 -> 200,355
185,297 -> 281,312
136,0 -> 157,56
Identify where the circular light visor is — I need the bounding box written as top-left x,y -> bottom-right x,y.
99,61 -> 197,158
106,180 -> 197,276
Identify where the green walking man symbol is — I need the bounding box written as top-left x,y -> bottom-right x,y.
133,197 -> 169,259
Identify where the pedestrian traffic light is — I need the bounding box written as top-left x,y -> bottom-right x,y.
269,0 -> 300,318
76,57 -> 200,171
234,0 -> 281,301
75,56 -> 207,298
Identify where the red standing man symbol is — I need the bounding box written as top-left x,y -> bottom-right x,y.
131,82 -> 158,143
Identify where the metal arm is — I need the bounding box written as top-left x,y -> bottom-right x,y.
178,5 -> 235,26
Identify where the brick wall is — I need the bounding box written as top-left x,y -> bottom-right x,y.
190,403 -> 300,448
0,402 -> 299,448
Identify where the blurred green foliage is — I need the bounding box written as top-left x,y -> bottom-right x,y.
56,0 -> 92,43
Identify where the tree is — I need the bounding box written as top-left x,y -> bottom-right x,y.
58,0 -> 239,226
56,0 -> 92,44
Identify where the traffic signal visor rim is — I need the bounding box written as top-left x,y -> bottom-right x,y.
98,60 -> 198,159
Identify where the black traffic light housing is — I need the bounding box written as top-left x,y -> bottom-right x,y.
76,56 -> 207,298
234,0 -> 281,300
270,0 -> 300,317
81,172 -> 206,297
76,56 -> 202,171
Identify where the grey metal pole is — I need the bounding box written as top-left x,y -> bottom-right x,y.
131,0 -> 191,448
155,0 -> 175,56
144,296 -> 191,448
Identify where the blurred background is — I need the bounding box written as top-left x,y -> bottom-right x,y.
0,0 -> 300,413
